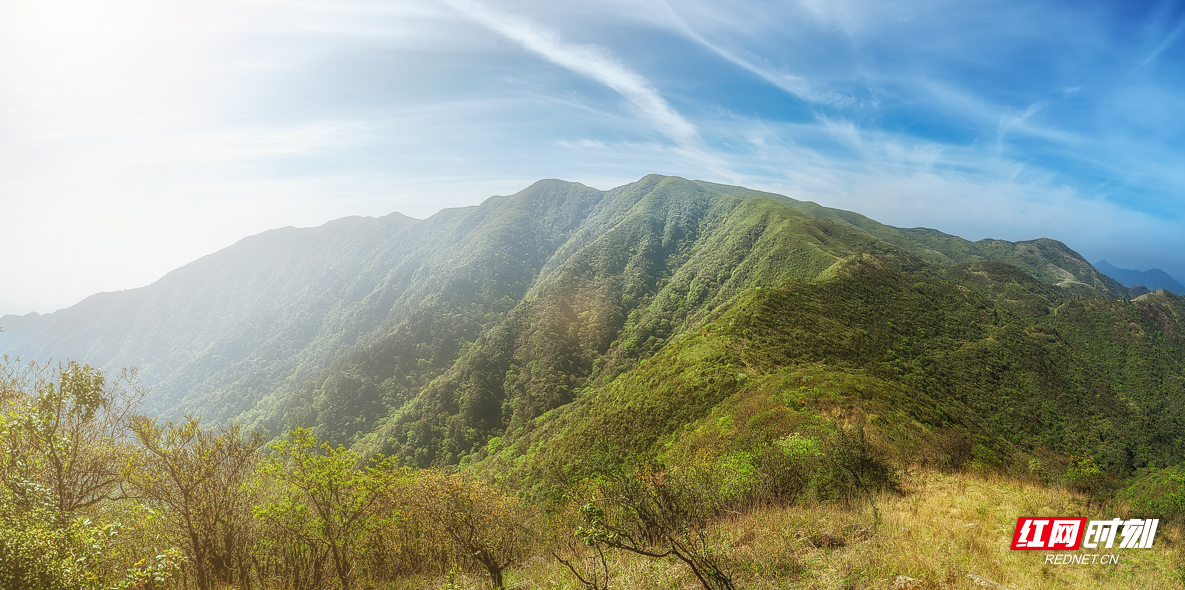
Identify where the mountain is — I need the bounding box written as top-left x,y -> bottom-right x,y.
0,175 -> 1164,472
1,211 -> 421,417
1095,259 -> 1184,295
497,253 -> 1185,499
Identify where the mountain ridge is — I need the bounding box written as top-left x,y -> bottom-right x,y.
487,250 -> 1185,502
0,175 -> 1152,464
1095,258 -> 1184,295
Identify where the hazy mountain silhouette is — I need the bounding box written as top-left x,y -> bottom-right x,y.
1095,259 -> 1183,296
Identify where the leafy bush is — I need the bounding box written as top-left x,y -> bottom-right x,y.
1121,464 -> 1185,521
573,464 -> 736,590
0,358 -> 180,590
256,428 -> 400,590
752,434 -> 818,505
0,500 -> 117,590
809,426 -> 900,506
405,470 -> 534,590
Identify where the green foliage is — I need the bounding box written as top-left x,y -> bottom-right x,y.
256,428 -> 402,590
0,500 -> 117,590
774,433 -> 822,460
713,451 -> 758,503
808,426 -> 900,506
0,359 -> 179,590
1,360 -> 144,516
108,548 -> 183,590
124,416 -> 263,590
1064,455 -> 1103,489
573,464 -> 736,590
497,252 -> 1184,510
404,470 -> 533,590
1122,464 -> 1185,520
486,436 -> 503,455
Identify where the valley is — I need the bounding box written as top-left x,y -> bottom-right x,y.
3,174 -> 1183,589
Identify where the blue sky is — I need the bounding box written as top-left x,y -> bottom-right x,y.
1,0 -> 1183,315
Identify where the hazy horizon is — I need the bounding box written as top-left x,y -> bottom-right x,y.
4,173 -> 1181,318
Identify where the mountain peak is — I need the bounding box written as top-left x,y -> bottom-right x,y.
1094,259 -> 1184,296
1,175 -> 1140,444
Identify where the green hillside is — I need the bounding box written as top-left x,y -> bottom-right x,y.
322,177 -> 907,465
0,175 -> 1154,471
480,253 -> 1185,502
241,176 -> 1155,472
4,175 -> 1185,590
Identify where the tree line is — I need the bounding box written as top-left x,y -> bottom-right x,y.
0,358 -> 539,590
1,356 -> 907,590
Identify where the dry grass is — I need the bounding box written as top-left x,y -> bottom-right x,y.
389,469 -> 1185,590
716,469 -> 1184,589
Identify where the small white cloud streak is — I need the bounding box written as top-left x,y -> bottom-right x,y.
915,80 -> 1086,151
1140,17 -> 1185,68
995,103 -> 1043,154
651,0 -> 845,106
439,0 -> 699,149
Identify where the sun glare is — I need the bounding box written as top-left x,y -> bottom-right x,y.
6,0 -> 158,62
0,0 -> 234,97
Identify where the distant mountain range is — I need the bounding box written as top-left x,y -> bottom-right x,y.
1095,259 -> 1184,296
2,175 -> 1180,477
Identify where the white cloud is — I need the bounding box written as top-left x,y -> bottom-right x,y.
440,0 -> 699,149
996,103 -> 1043,152
1140,17 -> 1185,68
651,1 -> 846,107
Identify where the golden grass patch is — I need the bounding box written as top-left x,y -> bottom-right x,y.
403,469 -> 1184,589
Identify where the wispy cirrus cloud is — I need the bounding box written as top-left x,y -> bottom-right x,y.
651,0 -> 846,107
439,0 -> 699,149
996,103 -> 1043,153
1140,17 -> 1185,68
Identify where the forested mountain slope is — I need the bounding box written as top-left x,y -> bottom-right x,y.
230,176 -> 1143,467
1,212 -> 417,415
0,175 -> 1148,466
491,254 -> 1185,500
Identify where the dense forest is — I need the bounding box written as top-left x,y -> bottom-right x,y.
0,176 -> 1135,452
3,175 -> 1185,588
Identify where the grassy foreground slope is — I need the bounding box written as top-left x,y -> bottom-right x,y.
416,470 -> 1184,590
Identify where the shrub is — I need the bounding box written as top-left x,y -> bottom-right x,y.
406,470 -> 533,590
574,464 -> 736,590
255,428 -> 399,590
809,426 -> 899,506
752,435 -> 817,505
